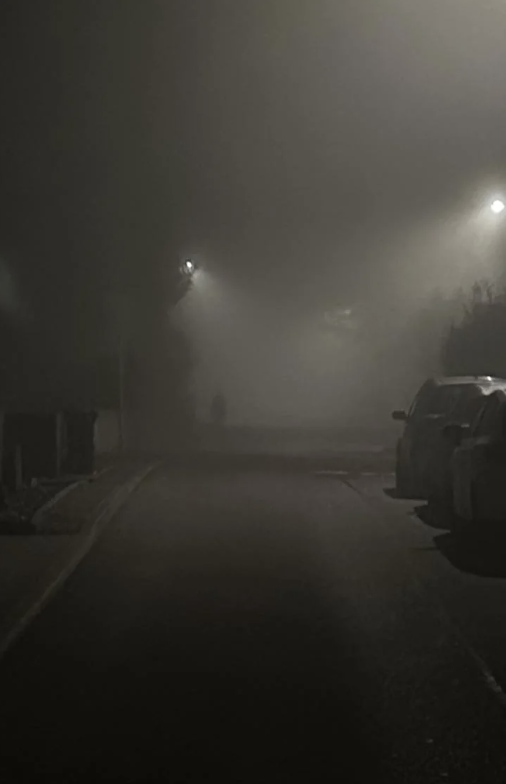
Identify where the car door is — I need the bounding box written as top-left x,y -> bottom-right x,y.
413,385 -> 472,494
452,397 -> 497,521
432,393 -> 485,502
471,398 -> 506,523
396,386 -> 427,471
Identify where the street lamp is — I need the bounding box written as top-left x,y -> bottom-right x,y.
491,199 -> 505,215
182,258 -> 195,276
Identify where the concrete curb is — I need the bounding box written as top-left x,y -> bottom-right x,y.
31,479 -> 85,530
31,466 -> 113,531
0,462 -> 158,661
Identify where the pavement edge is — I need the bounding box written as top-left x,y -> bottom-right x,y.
0,462 -> 158,661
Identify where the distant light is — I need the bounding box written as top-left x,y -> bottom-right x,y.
491,199 -> 505,214
183,258 -> 195,275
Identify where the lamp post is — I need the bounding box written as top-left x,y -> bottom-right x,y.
182,258 -> 196,277
491,199 -> 505,215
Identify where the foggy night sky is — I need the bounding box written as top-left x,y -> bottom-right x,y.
2,1 -> 506,422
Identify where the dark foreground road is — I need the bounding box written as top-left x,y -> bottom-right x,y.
3,459 -> 506,781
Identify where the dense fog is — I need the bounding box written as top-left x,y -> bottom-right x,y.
172,0 -> 506,428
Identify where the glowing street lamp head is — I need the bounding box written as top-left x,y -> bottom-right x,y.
182,258 -> 195,276
491,199 -> 505,215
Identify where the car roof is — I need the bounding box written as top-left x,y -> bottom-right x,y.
486,389 -> 506,402
432,376 -> 506,388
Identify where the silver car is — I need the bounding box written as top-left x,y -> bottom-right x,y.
393,376 -> 506,499
450,390 -> 506,526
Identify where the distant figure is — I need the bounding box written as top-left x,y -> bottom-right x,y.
210,392 -> 227,427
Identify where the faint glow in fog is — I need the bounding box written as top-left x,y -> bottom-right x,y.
179,267 -> 221,311
379,186 -> 506,304
182,258 -> 195,276
323,307 -> 358,331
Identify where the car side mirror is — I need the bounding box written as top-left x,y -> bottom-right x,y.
392,410 -> 407,422
442,422 -> 467,446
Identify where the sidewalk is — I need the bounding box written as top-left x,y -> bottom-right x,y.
0,459 -> 157,658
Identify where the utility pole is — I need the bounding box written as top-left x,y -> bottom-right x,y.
115,294 -> 131,455
118,326 -> 126,453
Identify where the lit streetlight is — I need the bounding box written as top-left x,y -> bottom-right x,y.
491,199 -> 505,215
182,258 -> 196,276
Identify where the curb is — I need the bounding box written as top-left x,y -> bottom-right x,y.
0,462 -> 158,661
31,479 -> 85,530
31,466 -> 113,531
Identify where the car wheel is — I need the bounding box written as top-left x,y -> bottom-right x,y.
396,460 -> 414,499
450,508 -> 471,537
453,483 -> 483,537
469,481 -> 494,538
428,483 -> 454,521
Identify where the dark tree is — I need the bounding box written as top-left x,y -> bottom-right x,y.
0,3 -> 195,439
442,282 -> 506,378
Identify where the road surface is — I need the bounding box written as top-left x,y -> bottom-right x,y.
3,456 -> 506,781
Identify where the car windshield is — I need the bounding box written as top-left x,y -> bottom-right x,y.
452,391 -> 489,424
415,384 -> 473,417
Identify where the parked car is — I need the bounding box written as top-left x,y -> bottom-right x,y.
428,389 -> 503,507
448,389 -> 506,527
392,376 -> 506,499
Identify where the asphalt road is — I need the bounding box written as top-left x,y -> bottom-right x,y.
3,457 -> 506,781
